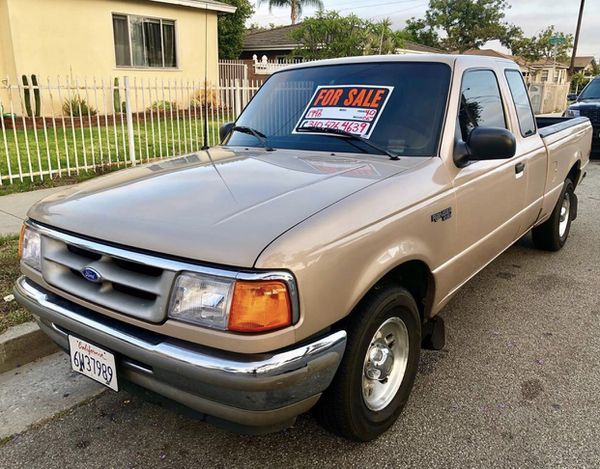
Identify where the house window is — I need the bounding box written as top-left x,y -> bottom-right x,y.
554,69 -> 561,83
541,70 -> 549,82
112,14 -> 177,68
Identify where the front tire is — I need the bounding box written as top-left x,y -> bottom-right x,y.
316,286 -> 421,441
532,178 -> 574,251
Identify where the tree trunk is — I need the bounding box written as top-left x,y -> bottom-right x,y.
291,0 -> 297,24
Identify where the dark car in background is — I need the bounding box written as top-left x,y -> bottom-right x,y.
566,76 -> 600,156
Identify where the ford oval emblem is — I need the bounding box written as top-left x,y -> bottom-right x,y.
81,267 -> 102,283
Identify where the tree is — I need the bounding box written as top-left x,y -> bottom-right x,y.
289,11 -> 405,59
257,0 -> 324,25
218,0 -> 254,59
404,0 -> 517,52
507,26 -> 574,63
404,18 -> 440,49
570,71 -> 590,93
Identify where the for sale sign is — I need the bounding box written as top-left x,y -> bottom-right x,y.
293,85 -> 394,139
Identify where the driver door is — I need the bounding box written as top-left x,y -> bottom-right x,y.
450,68 -> 528,286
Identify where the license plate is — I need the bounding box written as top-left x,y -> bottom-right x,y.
68,335 -> 118,391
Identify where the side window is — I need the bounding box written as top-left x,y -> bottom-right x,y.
505,70 -> 536,137
458,69 -> 506,141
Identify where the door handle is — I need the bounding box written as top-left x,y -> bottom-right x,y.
515,162 -> 525,174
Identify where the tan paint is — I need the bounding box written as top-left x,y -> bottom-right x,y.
21,55 -> 593,354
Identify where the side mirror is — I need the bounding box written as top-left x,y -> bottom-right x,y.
454,127 -> 516,167
567,93 -> 578,101
220,122 -> 234,142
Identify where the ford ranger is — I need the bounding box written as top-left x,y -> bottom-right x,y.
15,55 -> 592,441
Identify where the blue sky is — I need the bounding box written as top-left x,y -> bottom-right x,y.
249,0 -> 600,58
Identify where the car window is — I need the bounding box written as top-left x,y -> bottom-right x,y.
578,78 -> 600,100
227,62 -> 451,157
458,69 -> 506,141
505,70 -> 536,137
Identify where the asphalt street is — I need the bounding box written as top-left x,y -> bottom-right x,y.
2,162 -> 599,468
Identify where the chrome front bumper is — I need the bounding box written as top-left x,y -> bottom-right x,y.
14,276 -> 347,431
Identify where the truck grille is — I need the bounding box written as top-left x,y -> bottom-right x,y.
579,108 -> 600,126
41,236 -> 176,323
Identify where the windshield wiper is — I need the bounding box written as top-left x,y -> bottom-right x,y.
231,126 -> 274,151
296,126 -> 399,160
579,97 -> 600,101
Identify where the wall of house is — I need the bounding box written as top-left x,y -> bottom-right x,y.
3,0 -> 219,84
0,0 -> 17,82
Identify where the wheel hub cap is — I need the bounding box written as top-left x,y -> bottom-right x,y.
362,317 -> 410,411
559,192 -> 570,238
365,341 -> 394,380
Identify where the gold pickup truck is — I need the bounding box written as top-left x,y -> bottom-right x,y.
15,55 -> 592,441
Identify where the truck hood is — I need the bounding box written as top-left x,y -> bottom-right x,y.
570,101 -> 600,109
29,148 -> 424,267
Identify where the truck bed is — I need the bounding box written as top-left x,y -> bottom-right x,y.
536,116 -> 590,138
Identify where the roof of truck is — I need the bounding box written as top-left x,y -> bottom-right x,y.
276,53 -> 517,73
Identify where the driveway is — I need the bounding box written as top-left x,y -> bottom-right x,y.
2,163 -> 599,468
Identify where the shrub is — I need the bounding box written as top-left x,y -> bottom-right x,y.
147,100 -> 177,112
190,86 -> 219,111
62,95 -> 97,117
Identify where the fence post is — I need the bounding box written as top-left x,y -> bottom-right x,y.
234,79 -> 242,118
124,76 -> 136,165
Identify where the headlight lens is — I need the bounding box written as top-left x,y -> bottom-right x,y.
168,272 -> 294,332
19,225 -> 42,271
565,108 -> 580,117
168,273 -> 235,330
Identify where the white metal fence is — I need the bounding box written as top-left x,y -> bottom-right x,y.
219,60 -> 248,82
0,76 -> 261,185
252,55 -> 310,75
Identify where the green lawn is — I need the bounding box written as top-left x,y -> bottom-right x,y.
0,116 -> 226,195
0,236 -> 31,334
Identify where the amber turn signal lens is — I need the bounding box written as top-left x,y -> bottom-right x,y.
18,224 -> 26,257
228,280 -> 292,333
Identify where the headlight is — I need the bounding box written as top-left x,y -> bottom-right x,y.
168,272 -> 293,332
19,225 -> 42,271
565,108 -> 580,117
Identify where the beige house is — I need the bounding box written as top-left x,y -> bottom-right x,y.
572,56 -> 598,77
0,0 -> 235,84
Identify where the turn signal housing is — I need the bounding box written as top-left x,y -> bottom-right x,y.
228,280 -> 292,332
18,224 -> 26,257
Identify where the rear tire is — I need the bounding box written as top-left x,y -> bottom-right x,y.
315,286 -> 421,441
532,179 -> 574,251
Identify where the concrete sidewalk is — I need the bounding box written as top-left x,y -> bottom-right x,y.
0,186 -> 70,235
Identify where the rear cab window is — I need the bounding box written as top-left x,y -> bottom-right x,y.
458,69 -> 507,141
505,70 -> 536,137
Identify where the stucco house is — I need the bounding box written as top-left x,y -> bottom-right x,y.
572,56 -> 598,77
0,0 -> 235,84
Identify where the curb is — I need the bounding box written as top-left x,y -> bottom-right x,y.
0,321 -> 58,374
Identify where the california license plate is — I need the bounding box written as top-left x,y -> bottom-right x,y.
68,335 -> 118,391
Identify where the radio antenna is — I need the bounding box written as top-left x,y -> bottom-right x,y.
201,2 -> 210,150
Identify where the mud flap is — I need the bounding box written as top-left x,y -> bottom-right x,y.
571,192 -> 578,222
422,316 -> 445,351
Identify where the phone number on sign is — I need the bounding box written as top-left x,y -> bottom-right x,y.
300,119 -> 370,135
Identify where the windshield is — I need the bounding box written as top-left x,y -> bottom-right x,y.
579,79 -> 600,100
225,62 -> 451,157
